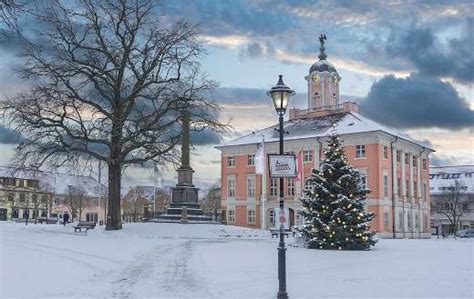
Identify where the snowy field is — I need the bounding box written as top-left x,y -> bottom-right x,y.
1,222 -> 472,299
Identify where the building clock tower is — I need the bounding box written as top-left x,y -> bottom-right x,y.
304,34 -> 341,109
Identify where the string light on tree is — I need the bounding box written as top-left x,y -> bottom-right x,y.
298,130 -> 377,250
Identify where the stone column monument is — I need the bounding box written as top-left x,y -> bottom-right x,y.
156,110 -> 212,223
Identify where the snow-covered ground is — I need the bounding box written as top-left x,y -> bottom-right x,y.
1,222 -> 472,299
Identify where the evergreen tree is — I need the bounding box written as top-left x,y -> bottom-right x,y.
299,132 -> 377,250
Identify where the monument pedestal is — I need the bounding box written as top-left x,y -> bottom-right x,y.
154,167 -> 213,223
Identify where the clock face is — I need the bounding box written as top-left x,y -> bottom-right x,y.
332,75 -> 339,83
311,73 -> 320,83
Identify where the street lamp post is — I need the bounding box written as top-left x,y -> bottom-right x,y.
267,75 -> 295,299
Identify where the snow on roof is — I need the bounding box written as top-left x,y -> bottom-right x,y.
429,165 -> 474,195
0,166 -> 105,197
217,112 -> 433,150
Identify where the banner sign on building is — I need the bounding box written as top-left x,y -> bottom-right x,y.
268,154 -> 297,178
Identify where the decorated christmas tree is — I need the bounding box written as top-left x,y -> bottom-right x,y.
299,132 -> 377,250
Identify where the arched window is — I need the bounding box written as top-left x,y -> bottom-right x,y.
228,209 -> 235,223
269,209 -> 275,225
247,209 -> 256,224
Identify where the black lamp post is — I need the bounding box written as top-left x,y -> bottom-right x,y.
267,75 -> 295,299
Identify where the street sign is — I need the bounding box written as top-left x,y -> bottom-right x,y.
279,214 -> 286,224
268,154 -> 297,178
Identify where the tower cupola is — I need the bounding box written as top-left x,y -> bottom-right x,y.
305,34 -> 341,109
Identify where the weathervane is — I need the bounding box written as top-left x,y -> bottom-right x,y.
318,33 -> 327,60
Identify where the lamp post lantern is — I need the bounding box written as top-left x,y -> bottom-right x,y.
267,75 -> 295,299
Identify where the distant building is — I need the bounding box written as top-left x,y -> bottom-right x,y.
0,166 -> 106,223
430,165 -> 474,234
216,37 -> 433,238
0,167 -> 53,222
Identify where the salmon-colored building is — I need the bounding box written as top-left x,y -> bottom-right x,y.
216,39 -> 433,239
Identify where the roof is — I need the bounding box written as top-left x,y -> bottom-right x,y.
0,166 -> 105,197
217,111 -> 434,150
309,59 -> 339,74
429,165 -> 474,195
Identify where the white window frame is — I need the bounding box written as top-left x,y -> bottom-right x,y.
227,176 -> 236,198
356,145 -> 366,158
247,176 -> 255,198
287,178 -> 295,196
270,178 -> 278,196
303,149 -> 313,162
247,209 -> 256,224
269,209 -> 275,226
227,156 -> 236,167
248,154 -> 255,166
384,210 -> 389,229
228,209 -> 235,223
383,146 -> 389,159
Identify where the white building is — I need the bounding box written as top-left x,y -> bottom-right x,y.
430,165 -> 474,233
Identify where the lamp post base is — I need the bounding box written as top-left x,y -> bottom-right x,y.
277,291 -> 288,299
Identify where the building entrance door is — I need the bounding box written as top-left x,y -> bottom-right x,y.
289,208 -> 295,227
0,208 -> 7,221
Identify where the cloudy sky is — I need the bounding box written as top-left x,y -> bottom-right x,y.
0,0 -> 473,189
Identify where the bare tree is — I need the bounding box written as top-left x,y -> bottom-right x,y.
122,186 -> 147,222
2,0 -> 227,230
432,180 -> 468,236
201,184 -> 221,221
65,185 -> 86,222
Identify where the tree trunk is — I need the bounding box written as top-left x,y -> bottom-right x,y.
106,163 -> 122,230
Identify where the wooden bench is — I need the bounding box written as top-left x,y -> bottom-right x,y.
270,229 -> 290,238
73,221 -> 96,233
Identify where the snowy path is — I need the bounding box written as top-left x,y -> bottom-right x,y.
1,222 -> 473,299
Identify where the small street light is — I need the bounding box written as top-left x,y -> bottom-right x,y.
267,75 -> 295,299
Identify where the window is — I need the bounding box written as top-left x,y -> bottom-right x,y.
397,178 -> 402,196
360,174 -> 367,190
248,209 -> 256,224
383,174 -> 389,197
247,176 -> 255,197
228,209 -> 235,223
270,178 -> 278,196
356,145 -> 365,158
462,203 -> 469,211
383,146 -> 389,159
19,193 -> 25,202
405,180 -> 409,198
398,211 -> 403,230
227,177 -> 236,198
27,180 -> 39,188
384,211 -> 389,229
4,178 -> 15,186
412,156 -> 417,167
7,193 -> 14,201
415,213 -> 419,229
396,150 -> 401,163
227,156 -> 236,167
269,210 -> 275,226
248,154 -> 255,166
303,149 -> 313,162
407,212 -> 411,229
423,183 -> 428,201
86,213 -> 98,223
422,159 -> 427,170
414,181 -> 418,198
226,156 -> 236,168
287,178 -> 295,196
12,209 -> 19,219
405,153 -> 410,165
